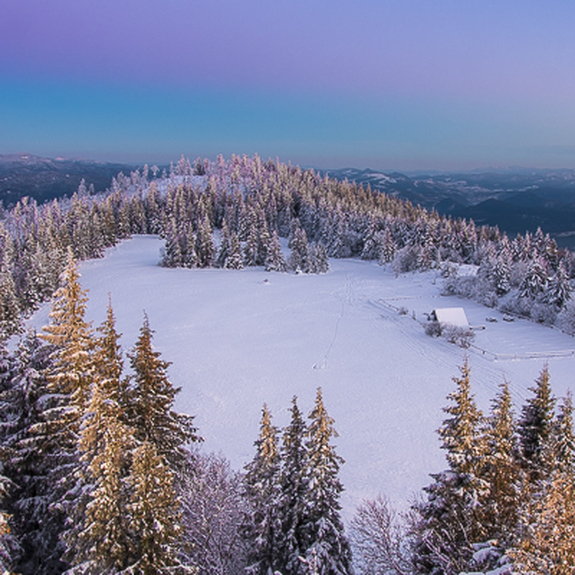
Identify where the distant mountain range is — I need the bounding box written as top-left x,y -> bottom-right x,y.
2,154 -> 575,249
0,153 -> 139,206
322,167 -> 575,249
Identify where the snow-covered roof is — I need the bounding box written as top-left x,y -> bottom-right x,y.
432,307 -> 469,327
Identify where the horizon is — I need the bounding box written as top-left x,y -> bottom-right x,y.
5,150 -> 575,177
2,1 -> 575,171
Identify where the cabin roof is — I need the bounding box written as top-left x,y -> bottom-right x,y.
432,307 -> 469,327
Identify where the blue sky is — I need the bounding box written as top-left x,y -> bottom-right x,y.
1,0 -> 575,171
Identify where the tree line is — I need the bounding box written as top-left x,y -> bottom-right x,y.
0,154 -> 574,343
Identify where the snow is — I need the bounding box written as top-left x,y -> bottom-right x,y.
432,307 -> 469,328
25,236 -> 575,517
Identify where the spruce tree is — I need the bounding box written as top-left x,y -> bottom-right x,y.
482,381 -> 520,543
224,232 -> 244,270
128,440 -> 191,574
303,388 -> 352,575
554,392 -> 575,474
64,302 -> 134,573
277,396 -> 308,575
243,223 -> 259,267
127,314 -> 201,470
36,250 -> 96,571
216,219 -> 231,268
517,365 -> 556,481
244,404 -> 281,575
413,359 -> 487,575
4,331 -> 58,575
0,343 -> 20,573
265,231 -> 287,273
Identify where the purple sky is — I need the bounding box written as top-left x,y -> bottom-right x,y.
1,0 -> 575,170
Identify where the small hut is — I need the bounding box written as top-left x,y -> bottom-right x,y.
430,307 -> 469,329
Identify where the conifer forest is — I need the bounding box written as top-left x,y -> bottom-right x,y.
0,155 -> 574,573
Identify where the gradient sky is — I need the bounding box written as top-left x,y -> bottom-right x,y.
2,0 -> 575,171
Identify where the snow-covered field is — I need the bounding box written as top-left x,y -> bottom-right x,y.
27,236 -> 575,516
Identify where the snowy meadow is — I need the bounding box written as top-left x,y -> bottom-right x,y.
28,234 -> 575,516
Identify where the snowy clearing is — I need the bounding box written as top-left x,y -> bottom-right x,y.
27,236 -> 575,516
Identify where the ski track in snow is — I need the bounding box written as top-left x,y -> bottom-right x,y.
25,236 -> 575,518
313,274 -> 355,370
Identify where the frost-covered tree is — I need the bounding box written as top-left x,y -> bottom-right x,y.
482,381 -> 520,543
265,231 -> 287,273
243,223 -> 259,267
519,259 -> 548,300
517,365 -> 556,481
195,215 -> 215,268
0,270 -> 20,341
244,404 -> 281,575
350,496 -> 413,575
379,227 -> 397,265
127,314 -> 201,471
277,396 -> 309,575
36,251 -> 96,571
510,470 -> 575,574
303,387 -> 352,575
181,452 -> 249,575
553,392 -> 575,474
216,219 -> 231,268
0,343 -> 20,573
313,242 -> 330,274
224,232 -> 244,270
545,263 -> 572,309
288,226 -> 309,273
412,359 -> 487,575
1,331 -> 59,575
64,302 -> 134,574
128,440 -> 193,574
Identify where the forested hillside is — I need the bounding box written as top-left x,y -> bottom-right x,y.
0,155 -> 573,573
0,154 -> 574,342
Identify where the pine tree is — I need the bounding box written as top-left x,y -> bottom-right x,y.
128,440 -> 191,574
216,219 -> 231,268
3,331 -> 59,575
244,404 -> 281,575
64,302 -> 134,573
303,388 -> 352,575
224,232 -> 244,270
517,365 -> 556,481
277,396 -> 309,575
127,314 -> 201,470
0,343 -> 20,573
36,250 -> 96,571
265,231 -> 287,273
482,381 -> 520,542
413,359 -> 488,575
243,223 -> 259,267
